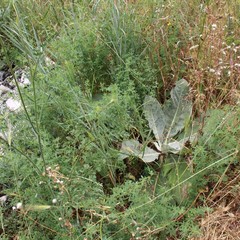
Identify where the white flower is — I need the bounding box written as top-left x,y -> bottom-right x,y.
6,98 -> 21,112
45,57 -> 56,67
46,166 -> 51,171
212,24 -> 217,30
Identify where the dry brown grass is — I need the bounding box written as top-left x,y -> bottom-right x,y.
187,3 -> 240,236
191,169 -> 240,240
139,0 -> 240,113
185,1 -> 240,113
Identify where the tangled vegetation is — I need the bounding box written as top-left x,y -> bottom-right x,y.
0,0 -> 239,239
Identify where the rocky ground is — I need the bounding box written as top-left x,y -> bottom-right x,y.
0,65 -> 30,141
0,65 -> 31,206
0,65 -> 30,113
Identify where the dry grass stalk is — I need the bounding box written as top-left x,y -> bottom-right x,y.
192,171 -> 240,240
185,1 -> 240,113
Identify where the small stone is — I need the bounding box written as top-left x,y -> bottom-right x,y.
6,98 -> 21,112
0,195 -> 7,205
0,85 -> 12,95
16,202 -> 23,209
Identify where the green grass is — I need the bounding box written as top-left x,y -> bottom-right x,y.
0,0 -> 239,239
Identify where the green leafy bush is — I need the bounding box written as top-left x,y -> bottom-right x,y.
190,105 -> 240,197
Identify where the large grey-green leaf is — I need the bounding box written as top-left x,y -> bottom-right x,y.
120,140 -> 159,163
163,79 -> 192,140
143,96 -> 166,145
164,140 -> 183,154
120,79 -> 193,162
161,132 -> 198,154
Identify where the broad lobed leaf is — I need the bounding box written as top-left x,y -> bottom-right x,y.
120,139 -> 159,163
143,96 -> 166,145
120,79 -> 194,162
163,79 -> 192,139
